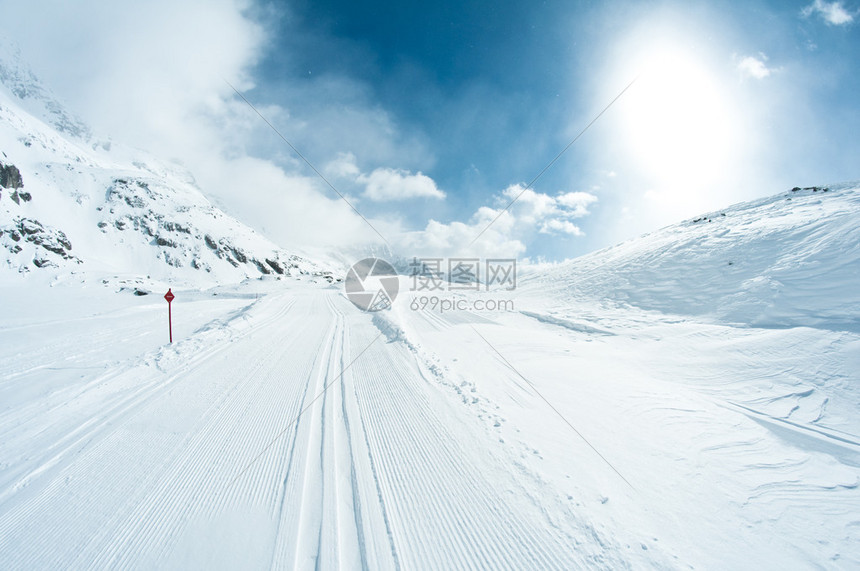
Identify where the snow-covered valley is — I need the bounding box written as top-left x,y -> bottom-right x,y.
2,245 -> 858,568
1,43 -> 859,570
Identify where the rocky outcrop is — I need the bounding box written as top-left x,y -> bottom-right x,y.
0,162 -> 23,189
9,189 -> 31,204
0,217 -> 80,268
100,177 -> 337,282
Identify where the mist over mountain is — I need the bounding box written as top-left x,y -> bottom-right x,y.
0,47 -> 336,291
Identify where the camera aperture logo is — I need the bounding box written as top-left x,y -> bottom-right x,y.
345,256 -> 517,313
344,258 -> 399,312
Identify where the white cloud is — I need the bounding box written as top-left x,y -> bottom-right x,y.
737,54 -> 775,79
395,185 -> 597,258
2,0 -> 265,151
360,168 -> 446,201
203,155 -> 386,251
324,153 -> 445,201
325,152 -> 362,179
499,185 -> 597,226
501,186 -> 557,223
0,0 -> 438,255
539,219 -> 584,236
556,191 -> 599,217
801,0 -> 855,25
398,207 -> 525,259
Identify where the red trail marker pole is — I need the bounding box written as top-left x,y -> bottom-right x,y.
164,288 -> 175,343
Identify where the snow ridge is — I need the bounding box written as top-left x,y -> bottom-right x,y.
528,183 -> 860,331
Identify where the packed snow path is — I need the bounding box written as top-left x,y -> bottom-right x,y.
1,283 -> 858,569
0,290 -> 607,569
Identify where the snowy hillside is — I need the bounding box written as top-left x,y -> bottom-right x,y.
0,49 -> 334,289
525,183 -> 860,331
2,181 -> 858,569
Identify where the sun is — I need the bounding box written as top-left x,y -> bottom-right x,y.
618,45 -> 740,202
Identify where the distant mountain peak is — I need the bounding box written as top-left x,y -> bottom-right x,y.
0,40 -> 91,141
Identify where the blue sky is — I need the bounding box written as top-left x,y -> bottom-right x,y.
4,0 -> 859,261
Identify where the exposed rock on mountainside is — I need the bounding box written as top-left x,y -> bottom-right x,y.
0,216 -> 79,269
0,161 -> 23,189
0,47 -> 336,284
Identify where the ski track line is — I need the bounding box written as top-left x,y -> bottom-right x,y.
318,295 -> 362,569
356,350 -> 517,569
273,293 -> 369,570
266,292 -> 357,570
2,300 -> 259,563
337,312 -> 401,570
0,293 -> 284,448
336,325 -> 380,571
286,296 -> 336,569
349,319 -> 577,570
0,318 -> 151,379
266,314 -> 327,569
91,324 -> 295,569
107,294 -> 327,568
271,294 -> 404,570
410,306 -> 447,332
380,302 -> 618,568
367,311 -> 493,568
0,294 -> 250,385
393,306 -> 613,568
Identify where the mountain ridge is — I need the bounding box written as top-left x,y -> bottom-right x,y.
0,46 -> 336,289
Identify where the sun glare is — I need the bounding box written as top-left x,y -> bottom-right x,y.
619,46 -> 740,203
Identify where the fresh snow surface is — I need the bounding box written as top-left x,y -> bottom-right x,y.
1,183 -> 859,570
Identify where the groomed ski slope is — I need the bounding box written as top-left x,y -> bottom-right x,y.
0,283 -> 626,569
1,279 -> 858,568
1,185 -> 859,569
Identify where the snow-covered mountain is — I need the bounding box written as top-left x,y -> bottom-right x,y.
0,48 -> 335,290
524,183 -> 860,331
